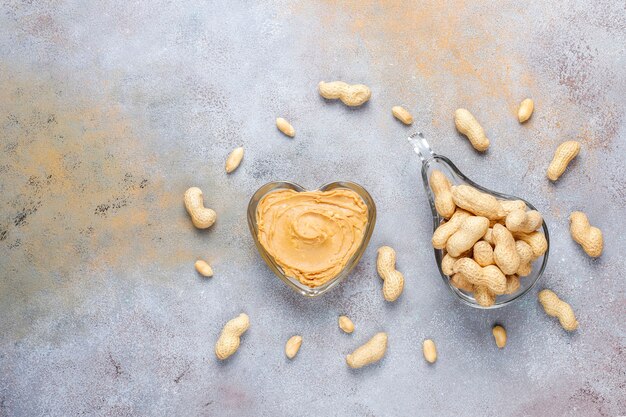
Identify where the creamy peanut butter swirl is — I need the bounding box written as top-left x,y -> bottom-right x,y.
256,188 -> 368,287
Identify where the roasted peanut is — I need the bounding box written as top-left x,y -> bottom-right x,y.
429,170 -> 456,218
492,224 -> 521,275
319,81 -> 371,107
441,253 -> 457,276
285,335 -> 303,359
338,316 -> 355,334
377,246 -> 405,302
423,339 -> 437,363
505,209 -> 543,233
225,147 -> 244,173
276,117 -> 295,137
450,273 -> 474,292
346,332 -> 387,369
517,98 -> 534,123
432,209 -> 471,249
513,231 -> 548,259
538,289 -> 578,331
194,259 -> 213,277
569,211 -> 603,257
473,241 -> 495,267
492,325 -> 507,348
482,265 -> 508,295
392,106 -> 413,125
453,258 -> 506,295
446,216 -> 490,257
504,274 -> 520,294
474,286 -> 496,307
515,240 -> 534,276
547,141 -> 580,181
184,187 -> 217,229
500,200 -> 528,215
215,313 -> 250,360
483,228 -> 494,245
452,185 -> 506,220
454,108 -> 490,151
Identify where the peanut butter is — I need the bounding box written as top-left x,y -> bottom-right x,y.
256,188 -> 369,287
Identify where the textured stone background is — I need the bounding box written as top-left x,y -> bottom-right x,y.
1,1 -> 625,416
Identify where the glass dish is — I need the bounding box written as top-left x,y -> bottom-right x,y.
247,181 -> 376,297
409,132 -> 549,309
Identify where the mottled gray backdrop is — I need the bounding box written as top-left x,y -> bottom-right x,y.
1,1 -> 625,416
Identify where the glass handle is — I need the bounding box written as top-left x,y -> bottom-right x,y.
408,132 -> 435,164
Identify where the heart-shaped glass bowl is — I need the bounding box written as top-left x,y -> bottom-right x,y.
409,132 -> 550,309
247,181 -> 376,297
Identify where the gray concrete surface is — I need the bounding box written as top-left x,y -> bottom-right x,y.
1,1 -> 625,416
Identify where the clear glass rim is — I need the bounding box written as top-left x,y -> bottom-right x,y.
421,154 -> 550,309
247,181 -> 377,297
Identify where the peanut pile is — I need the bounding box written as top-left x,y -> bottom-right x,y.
430,171 -> 547,307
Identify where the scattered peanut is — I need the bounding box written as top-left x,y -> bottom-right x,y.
450,273 -> 475,292
547,141 -> 580,181
184,187 -> 217,229
453,258 -> 506,295
504,274 -> 520,294
285,335 -> 303,359
338,316 -> 355,334
569,211 -> 603,257
432,209 -> 471,249
276,117 -> 295,137
513,231 -> 548,259
446,216 -> 490,257
429,170 -> 456,218
454,108 -> 490,151
422,339 -> 437,363
517,98 -> 534,123
515,240 -> 534,276
194,259 -> 213,277
225,146 -> 244,173
318,81 -> 371,107
377,246 -> 405,302
452,185 -> 505,220
473,240 -> 495,267
538,289 -> 578,331
346,332 -> 388,369
215,313 -> 250,360
492,325 -> 507,348
474,286 -> 496,307
392,106 -> 413,125
492,224 -> 521,275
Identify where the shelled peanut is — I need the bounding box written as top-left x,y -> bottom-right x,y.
429,172 -> 547,307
